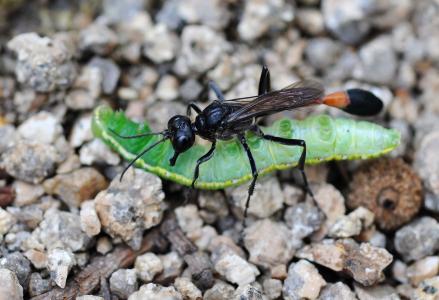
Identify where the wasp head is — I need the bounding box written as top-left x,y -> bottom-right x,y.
167,115 -> 195,165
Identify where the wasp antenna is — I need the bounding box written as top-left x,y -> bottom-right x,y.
323,90 -> 383,116
110,128 -> 166,139
119,137 -> 168,181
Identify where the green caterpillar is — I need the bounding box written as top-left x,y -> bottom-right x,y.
92,105 -> 400,189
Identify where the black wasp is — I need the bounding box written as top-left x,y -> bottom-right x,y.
114,66 -> 383,225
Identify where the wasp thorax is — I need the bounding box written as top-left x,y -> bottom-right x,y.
167,115 -> 195,152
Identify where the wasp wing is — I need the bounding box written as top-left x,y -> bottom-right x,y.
223,80 -> 325,126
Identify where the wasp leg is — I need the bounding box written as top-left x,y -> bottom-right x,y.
251,126 -> 315,199
258,65 -> 271,95
191,140 -> 217,188
186,102 -> 202,117
238,134 -> 259,231
209,80 -> 225,102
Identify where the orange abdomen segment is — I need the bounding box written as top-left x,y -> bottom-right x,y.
323,91 -> 350,109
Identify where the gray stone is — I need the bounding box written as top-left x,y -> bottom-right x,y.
157,252 -> 183,282
285,202 -> 324,241
305,38 -> 342,70
283,260 -> 326,300
322,0 -> 372,44
0,252 -> 31,287
0,268 -> 23,300
80,200 -> 101,237
28,208 -> 91,252
353,36 -> 398,85
244,219 -> 296,269
28,272 -> 50,297
96,236 -> 113,255
414,131 -> 439,197
17,111 -> 62,144
395,217 -> 439,261
79,139 -> 121,166
135,252 -> 163,282
174,277 -> 202,300
110,268 -> 138,299
7,33 -> 77,92
128,283 -> 182,300
318,282 -> 356,300
47,248 -> 75,288
175,204 -> 203,234
0,207 -> 16,236
12,181 -> 44,207
174,25 -> 228,76
296,8 -> 325,36
354,284 -> 399,300
79,23 -> 118,55
179,78 -> 203,102
155,75 -> 179,101
95,169 -> 166,250
203,280 -> 235,300
143,24 -> 179,64
1,140 -> 60,184
238,0 -> 294,41
228,176 -> 284,219
263,278 -> 282,299
89,57 -> 121,94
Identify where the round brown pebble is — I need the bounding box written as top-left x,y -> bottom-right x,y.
348,158 -> 423,231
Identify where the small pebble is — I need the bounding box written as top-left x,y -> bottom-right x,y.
13,181 -> 44,207
174,25 -> 227,76
285,202 -> 324,241
7,32 -> 77,92
212,245 -> 260,286
228,176 -> 284,219
43,167 -> 108,208
0,207 -> 16,236
413,276 -> 439,300
318,282 -> 356,300
322,0 -> 371,44
203,280 -> 235,300
354,284 -> 399,300
238,0 -> 294,41
0,252 -> 31,286
143,24 -> 179,64
17,111 -> 62,144
128,283 -> 182,300
24,249 -> 47,269
79,139 -> 121,166
155,75 -> 179,102
88,57 -> 121,95
79,23 -> 118,55
96,236 -> 113,255
394,217 -> 439,261
296,8 -> 325,36
311,183 -> 346,240
135,252 -> 164,282
175,204 -> 203,234
407,256 -> 439,286
80,200 -> 101,237
76,296 -> 104,300
157,252 -> 184,282
263,278 -> 282,300
28,272 -> 50,297
110,268 -> 139,299
296,240 -> 345,272
0,268 -> 23,300
95,169 -> 166,250
244,219 -> 296,270
174,277 -> 202,300
414,131 -> 439,197
1,140 -> 60,184
69,114 -> 93,148
179,79 -> 203,102
329,207 -> 374,238
283,259 -> 326,300
47,248 -> 75,288
28,208 -> 91,252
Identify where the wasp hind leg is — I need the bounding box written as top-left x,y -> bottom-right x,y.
251,126 -> 315,199
186,102 -> 202,117
238,134 -> 259,235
